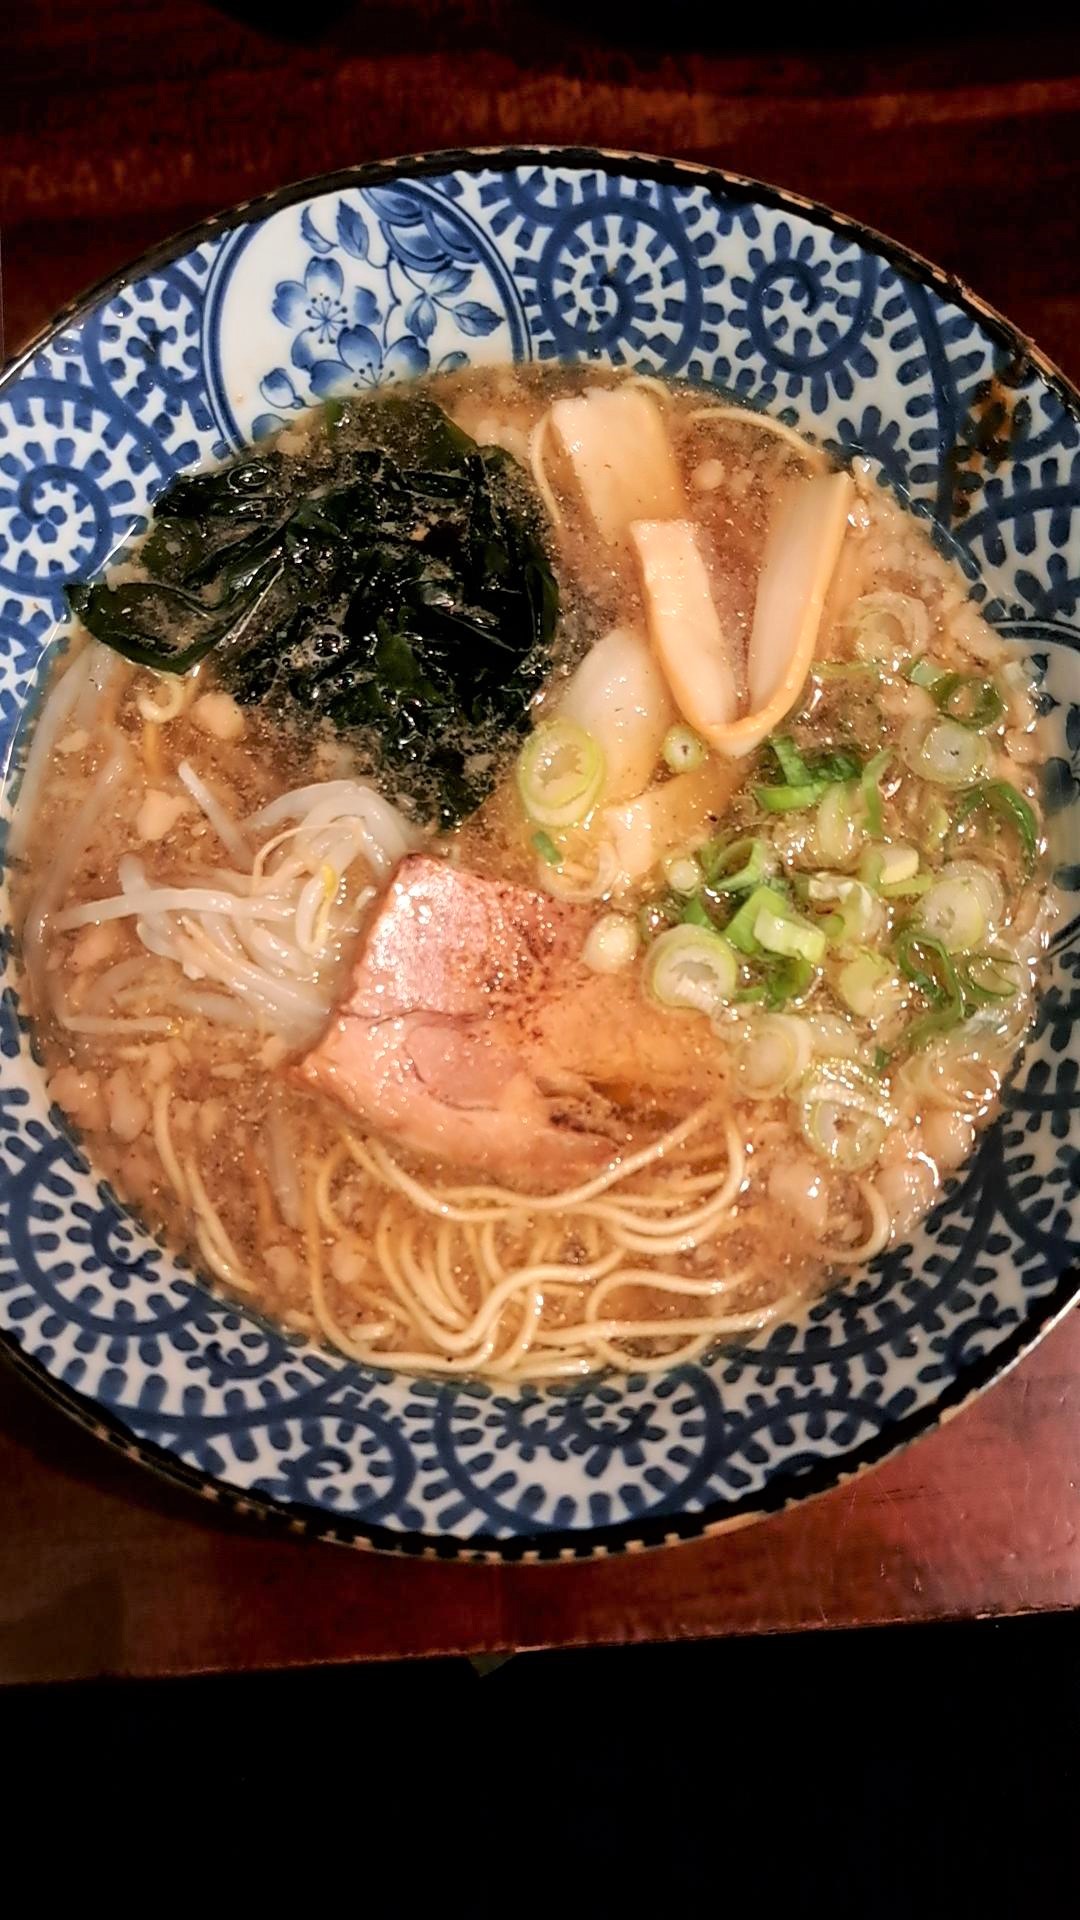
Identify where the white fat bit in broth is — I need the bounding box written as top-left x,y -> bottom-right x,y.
191,691 -> 246,741
135,790 -> 189,842
13,364 -> 1055,1384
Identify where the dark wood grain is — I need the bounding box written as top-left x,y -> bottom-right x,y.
2,1311 -> 1079,1684
3,3 -> 1080,1680
7,9 -> 1080,372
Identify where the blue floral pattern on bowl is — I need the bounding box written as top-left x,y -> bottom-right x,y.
0,151 -> 1078,1559
256,190 -> 508,431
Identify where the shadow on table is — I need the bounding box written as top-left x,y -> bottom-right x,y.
4,1611 -> 1078,1905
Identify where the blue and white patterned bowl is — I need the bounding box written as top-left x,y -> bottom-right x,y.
2,149 -> 1079,1560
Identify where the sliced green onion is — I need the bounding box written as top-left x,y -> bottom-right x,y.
753,903 -> 827,965
733,1014 -> 813,1098
859,749 -> 891,836
939,859 -> 1004,929
901,1034 -> 1004,1109
904,1003 -> 967,1051
932,672 -> 1005,730
700,835 -> 773,893
663,852 -> 703,895
893,926 -> 976,1047
962,947 -> 1023,1002
919,795 -> 950,856
860,837 -> 932,899
757,738 -> 863,815
906,656 -> 947,689
646,924 -> 737,1016
725,885 -> 819,961
894,926 -> 962,1005
532,829 -> 562,867
860,842 -> 919,890
825,879 -> 885,949
725,884 -> 792,955
953,780 -> 1038,874
759,954 -> 814,1008
837,950 -> 900,1019
756,780 -> 823,813
805,873 -> 848,903
770,735 -> 815,785
583,912 -> 640,975
902,717 -> 992,787
517,719 -> 605,829
815,782 -> 862,865
797,1062 -> 893,1170
812,747 -> 864,784
803,1101 -> 886,1171
894,916 -> 994,1046
661,723 -> 707,774
736,959 -> 812,1009
680,892 -> 716,931
848,591 -> 930,670
887,873 -> 930,900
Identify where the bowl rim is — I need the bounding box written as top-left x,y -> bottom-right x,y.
7,143 -> 1080,424
2,143 -> 1078,1564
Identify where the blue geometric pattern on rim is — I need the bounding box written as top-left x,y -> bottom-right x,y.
0,153 -> 1078,1557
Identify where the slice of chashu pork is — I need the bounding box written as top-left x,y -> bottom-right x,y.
295,853 -> 727,1185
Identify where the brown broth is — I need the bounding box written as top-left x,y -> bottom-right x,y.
8,366 -> 1056,1379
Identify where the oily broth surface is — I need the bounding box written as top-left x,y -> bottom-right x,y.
9,365 -> 1054,1373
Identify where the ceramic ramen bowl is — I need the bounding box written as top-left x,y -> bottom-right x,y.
1,149 -> 1078,1560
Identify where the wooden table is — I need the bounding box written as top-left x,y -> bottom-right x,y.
4,5 -> 1080,1681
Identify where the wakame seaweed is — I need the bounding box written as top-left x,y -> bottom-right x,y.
67,394 -> 560,827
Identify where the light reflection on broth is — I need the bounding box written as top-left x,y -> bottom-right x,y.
8,366 -> 1056,1382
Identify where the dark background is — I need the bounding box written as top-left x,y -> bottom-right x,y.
4,8 -> 1080,1899
6,8 -> 1080,373
6,1614 -> 1080,1905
